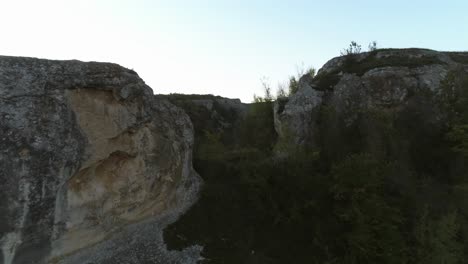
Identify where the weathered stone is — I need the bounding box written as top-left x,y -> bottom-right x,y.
0,56 -> 201,264
274,49 -> 464,150
274,80 -> 323,147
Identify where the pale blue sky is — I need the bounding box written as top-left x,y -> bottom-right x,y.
1,0 -> 467,102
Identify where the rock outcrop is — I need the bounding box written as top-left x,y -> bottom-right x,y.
274,49 -> 468,151
158,94 -> 249,148
0,56 -> 201,264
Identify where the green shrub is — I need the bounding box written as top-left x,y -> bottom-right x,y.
414,207 -> 463,264
446,125 -> 468,157
331,154 -> 408,264
288,76 -> 299,95
341,41 -> 362,56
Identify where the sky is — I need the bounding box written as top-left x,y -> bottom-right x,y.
0,0 -> 467,102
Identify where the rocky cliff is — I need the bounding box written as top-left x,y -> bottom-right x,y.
2,49 -> 468,264
0,56 -> 201,264
275,49 -> 468,152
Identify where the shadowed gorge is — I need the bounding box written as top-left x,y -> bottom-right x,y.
1,48 -> 468,263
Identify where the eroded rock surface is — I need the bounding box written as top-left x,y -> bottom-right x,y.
274,80 -> 323,146
0,56 -> 201,264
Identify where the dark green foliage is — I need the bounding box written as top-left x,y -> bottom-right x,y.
439,68 -> 468,124
164,65 -> 468,263
447,125 -> 468,157
275,97 -> 288,115
330,154 -> 408,264
312,73 -> 342,90
414,207 -> 463,264
162,94 -> 241,149
239,102 -> 277,152
165,143 -> 334,263
440,68 -> 468,165
447,52 -> 468,64
288,76 -> 299,95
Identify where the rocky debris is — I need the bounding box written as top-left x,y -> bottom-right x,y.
0,56 -> 201,264
274,49 -> 468,149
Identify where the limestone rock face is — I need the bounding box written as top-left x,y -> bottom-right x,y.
274,49 -> 468,149
273,78 -> 323,146
0,56 -> 201,264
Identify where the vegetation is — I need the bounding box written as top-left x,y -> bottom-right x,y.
256,64 -> 315,101
368,41 -> 378,51
447,52 -> 468,64
314,47 -> 444,90
341,41 -> 378,56
287,66 -> 316,95
341,41 -> 362,56
164,57 -> 468,264
447,125 -> 468,157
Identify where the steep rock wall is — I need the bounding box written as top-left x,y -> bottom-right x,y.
0,56 -> 201,264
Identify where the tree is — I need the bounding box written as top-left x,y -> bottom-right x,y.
288,76 -> 299,95
368,41 -> 378,51
341,41 -> 362,56
331,154 -> 408,263
446,124 -> 468,157
253,77 -> 274,102
289,64 -> 315,95
276,84 -> 288,99
307,67 -> 316,78
414,207 -> 463,264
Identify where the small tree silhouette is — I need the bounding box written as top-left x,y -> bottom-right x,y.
368,41 -> 378,51
341,41 -> 362,56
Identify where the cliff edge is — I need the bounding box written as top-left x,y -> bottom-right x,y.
0,56 -> 201,264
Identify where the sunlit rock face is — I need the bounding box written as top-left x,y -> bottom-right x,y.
0,56 -> 201,264
274,49 -> 468,151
